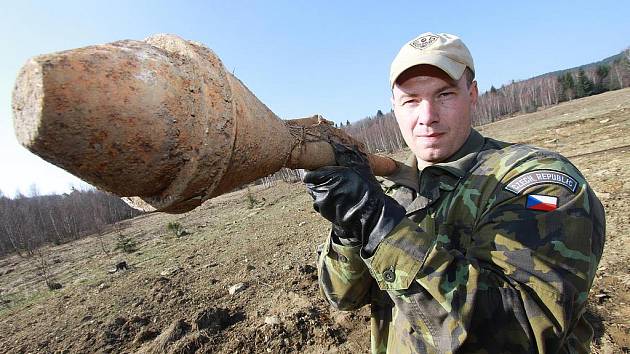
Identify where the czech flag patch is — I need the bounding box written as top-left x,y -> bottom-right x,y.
526,195 -> 558,211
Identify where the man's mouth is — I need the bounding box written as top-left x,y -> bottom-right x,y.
418,132 -> 445,139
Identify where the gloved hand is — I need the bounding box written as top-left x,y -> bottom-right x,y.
303,143 -> 406,255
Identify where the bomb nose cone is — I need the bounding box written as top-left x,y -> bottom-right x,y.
12,58 -> 45,148
11,40 -> 186,197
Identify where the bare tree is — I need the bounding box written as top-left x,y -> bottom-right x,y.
34,249 -> 61,290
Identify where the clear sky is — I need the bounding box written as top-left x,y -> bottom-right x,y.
1,0 -> 629,197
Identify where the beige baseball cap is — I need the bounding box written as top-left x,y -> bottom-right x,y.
389,32 -> 474,88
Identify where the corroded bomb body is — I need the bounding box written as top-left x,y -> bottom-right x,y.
13,34 -> 397,213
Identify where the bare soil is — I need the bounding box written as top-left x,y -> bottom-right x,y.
1,88 -> 629,353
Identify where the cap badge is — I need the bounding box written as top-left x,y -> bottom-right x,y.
410,34 -> 438,50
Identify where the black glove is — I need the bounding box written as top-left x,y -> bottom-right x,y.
303,143 -> 406,255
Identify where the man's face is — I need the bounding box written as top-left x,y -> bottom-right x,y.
391,65 -> 478,168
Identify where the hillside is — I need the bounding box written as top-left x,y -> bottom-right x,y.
1,88 -> 629,353
536,49 -> 629,80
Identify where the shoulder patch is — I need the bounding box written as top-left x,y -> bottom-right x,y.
505,170 -> 578,194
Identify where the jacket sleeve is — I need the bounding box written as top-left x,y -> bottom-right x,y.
317,229 -> 374,311
362,157 -> 606,353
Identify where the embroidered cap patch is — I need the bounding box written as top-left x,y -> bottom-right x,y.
410,34 -> 438,50
505,170 -> 578,194
526,195 -> 558,211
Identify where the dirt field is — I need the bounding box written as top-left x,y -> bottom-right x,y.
1,88 -> 629,353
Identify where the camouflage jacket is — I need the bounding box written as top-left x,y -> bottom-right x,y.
316,129 -> 605,353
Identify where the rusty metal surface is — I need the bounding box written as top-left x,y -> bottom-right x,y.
13,34 -> 398,213
13,40 -> 187,196
12,35 -> 240,213
140,35 -> 237,212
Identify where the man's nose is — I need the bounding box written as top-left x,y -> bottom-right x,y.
415,99 -> 438,126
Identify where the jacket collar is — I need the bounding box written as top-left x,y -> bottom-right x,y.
425,128 -> 485,178
381,128 -> 485,193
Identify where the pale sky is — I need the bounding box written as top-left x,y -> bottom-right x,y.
1,0 -> 629,197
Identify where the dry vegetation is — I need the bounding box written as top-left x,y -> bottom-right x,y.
0,88 -> 629,353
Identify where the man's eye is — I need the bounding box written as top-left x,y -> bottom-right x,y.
439,91 -> 455,98
402,99 -> 417,106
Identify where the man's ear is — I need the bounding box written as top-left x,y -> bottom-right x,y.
469,80 -> 478,106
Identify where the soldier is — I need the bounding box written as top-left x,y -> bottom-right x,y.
304,32 -> 605,353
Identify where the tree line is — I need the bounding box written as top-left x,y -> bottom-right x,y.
473,49 -> 629,125
341,109 -> 407,153
0,187 -> 141,257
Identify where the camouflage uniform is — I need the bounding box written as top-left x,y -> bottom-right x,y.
317,129 -> 605,353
